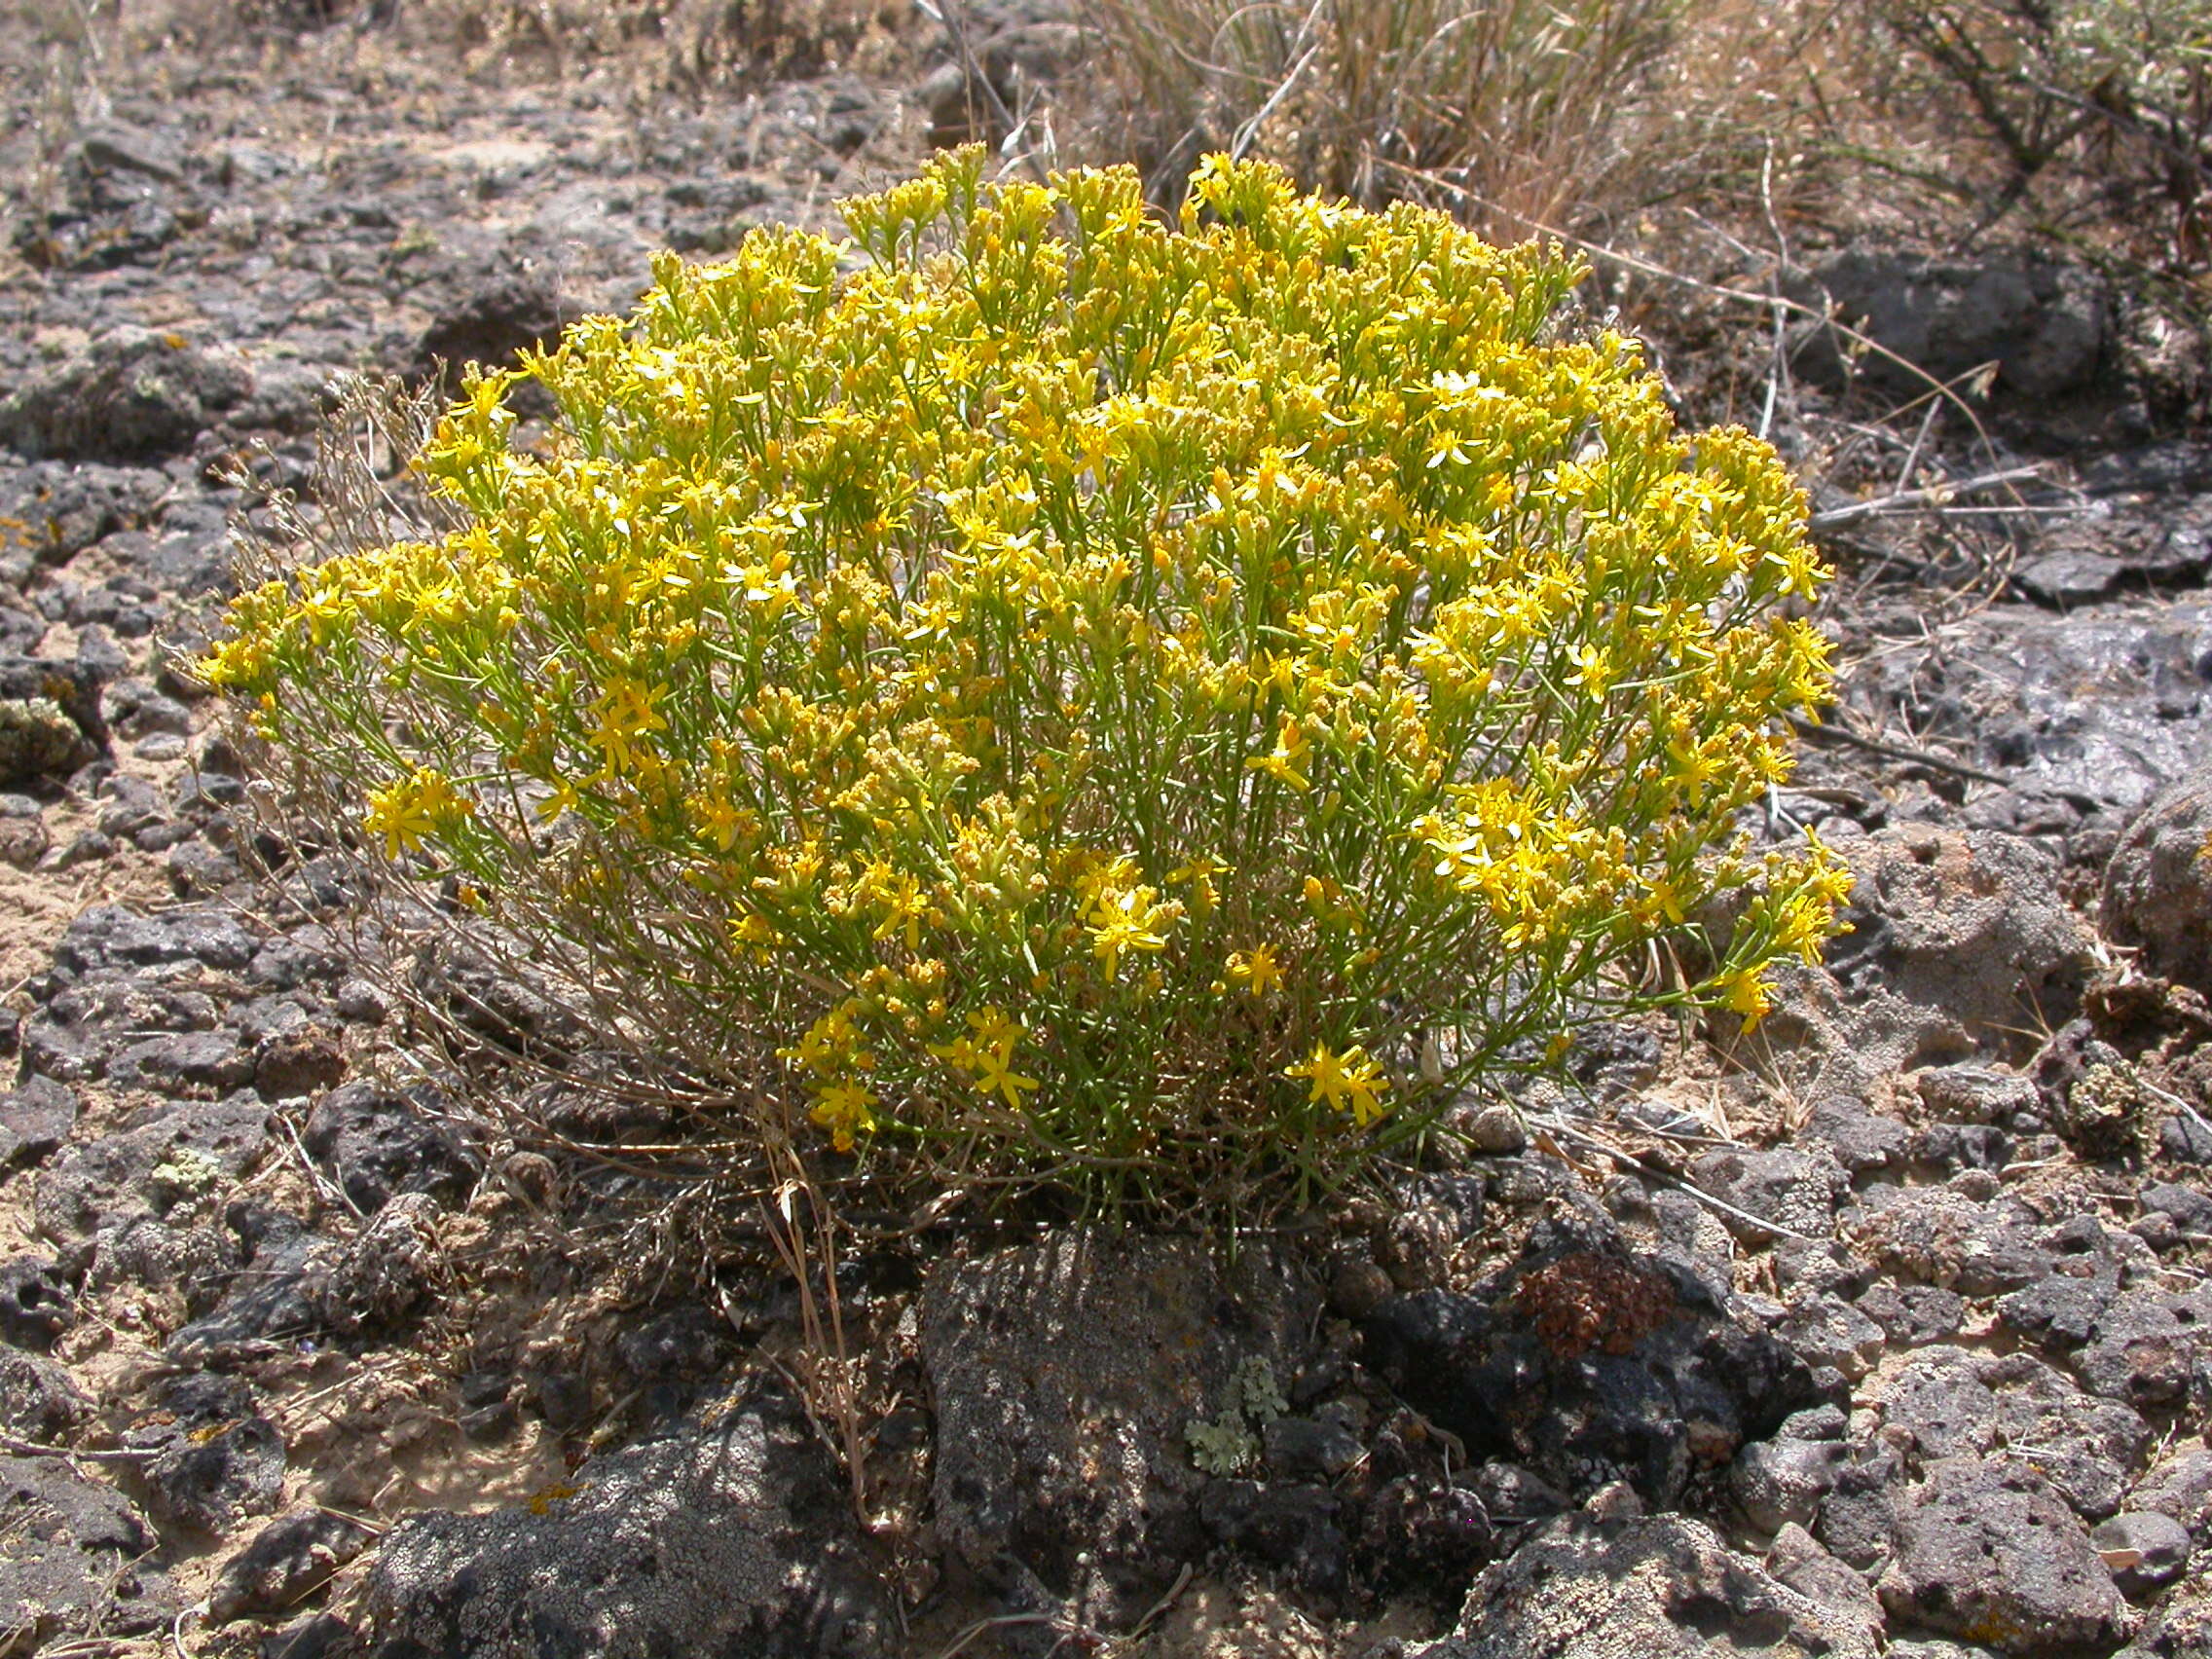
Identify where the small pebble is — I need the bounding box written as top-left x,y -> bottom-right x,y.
1466,1102 -> 1527,1156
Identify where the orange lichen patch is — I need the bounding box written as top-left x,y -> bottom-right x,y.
1512,1252 -> 1677,1360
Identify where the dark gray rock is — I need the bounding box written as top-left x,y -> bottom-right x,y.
2014,550 -> 2126,607
1263,1408 -> 1364,1482
1757,828 -> 2097,1092
1918,1064 -> 2040,1124
2129,1448 -> 2212,1543
167,1224 -> 332,1367
1687,1146 -> 1847,1243
360,1390 -> 889,1659
263,1612 -> 354,1659
1873,1346 -> 2150,1522
2105,764 -> 2212,993
1,328 -> 252,461
0,461 -> 164,571
1812,1439 -> 1906,1571
0,1455 -> 170,1642
1364,1239 -> 1817,1510
2140,1182 -> 2212,1237
1852,1185 -> 2055,1296
0,1254 -> 74,1347
1804,1096 -> 1912,1175
1789,249 -> 2107,400
33,1093 -> 270,1251
1772,1289 -> 1887,1382
1198,1480 -> 1348,1593
209,1506 -> 373,1624
1731,1433 -> 1851,1533
87,1215 -> 239,1313
0,1075 -> 79,1166
1857,1281 -> 1966,1346
2071,1282 -> 2212,1410
416,266 -> 568,382
311,1192 -> 440,1335
1412,1513 -> 1880,1659
124,1373 -> 285,1536
301,1081 -> 480,1214
1764,1522 -> 1886,1633
612,1302 -> 728,1382
2118,1576 -> 2212,1659
1849,601 -> 2212,814
2090,1511 -> 2192,1597
1998,1222 -> 2125,1353
108,1027 -> 256,1094
922,1230 -> 1317,1599
55,903 -> 259,975
0,1347 -> 92,1441
1877,1458 -> 2134,1655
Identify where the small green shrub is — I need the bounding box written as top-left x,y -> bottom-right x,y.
205,150 -> 1847,1206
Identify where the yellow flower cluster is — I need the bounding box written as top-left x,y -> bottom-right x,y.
203,149 -> 1847,1200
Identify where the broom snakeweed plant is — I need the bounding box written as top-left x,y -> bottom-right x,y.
204,150 -> 1849,1211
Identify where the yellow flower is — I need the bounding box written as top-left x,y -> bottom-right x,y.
364,767 -> 471,859
1225,943 -> 1283,998
1715,968 -> 1773,1029
932,1007 -> 1040,1110
1284,1043 -> 1390,1127
1087,883 -> 1176,978
589,678 -> 668,774
810,1079 -> 877,1153
1245,719 -> 1312,792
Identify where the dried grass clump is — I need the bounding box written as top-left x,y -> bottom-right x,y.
1068,0 -> 1825,240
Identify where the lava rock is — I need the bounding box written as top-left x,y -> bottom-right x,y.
1413,1513 -> 1880,1659
1756,828 -> 2097,1092
922,1230 -> 1317,1602
2070,1282 -> 2212,1410
2105,764 -> 2212,994
1876,1458 -> 2135,1656
311,1192 -> 440,1335
0,1347 -> 92,1442
613,1303 -> 729,1382
0,328 -> 252,461
2090,1511 -> 2192,1597
416,266 -> 568,383
1856,1281 -> 1966,1346
55,903 -> 258,975
166,1224 -> 333,1368
360,1388 -> 889,1658
33,1094 -> 269,1252
1732,1433 -> 1851,1534
1364,1240 -> 1817,1509
124,1373 -> 286,1536
1198,1480 -> 1347,1593
1917,1064 -> 2040,1124
209,1506 -> 373,1624
301,1081 -> 481,1214
1851,1185 -> 2054,1296
0,1254 -> 74,1347
2129,1448 -> 2212,1543
1687,1146 -> 1847,1243
1874,1346 -> 2151,1521
0,1076 -> 80,1167
0,1456 -> 170,1643
1788,248 -> 2106,400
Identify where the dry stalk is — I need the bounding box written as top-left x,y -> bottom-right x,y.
756,1153 -> 872,1524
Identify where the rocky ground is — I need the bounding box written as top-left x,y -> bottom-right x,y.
0,11 -> 2209,1659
